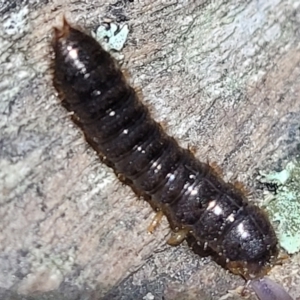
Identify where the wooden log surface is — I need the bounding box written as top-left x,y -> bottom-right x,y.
1,0 -> 300,299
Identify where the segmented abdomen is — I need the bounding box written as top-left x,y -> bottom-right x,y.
53,22 -> 278,279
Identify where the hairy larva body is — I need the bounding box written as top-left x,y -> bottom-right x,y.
52,20 -> 278,280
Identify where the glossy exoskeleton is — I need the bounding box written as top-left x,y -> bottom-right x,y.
52,20 -> 278,280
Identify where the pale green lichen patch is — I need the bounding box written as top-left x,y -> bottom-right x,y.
259,161 -> 300,254
92,23 -> 129,52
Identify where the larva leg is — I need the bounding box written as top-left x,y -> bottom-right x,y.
208,160 -> 224,177
274,252 -> 289,266
167,228 -> 190,246
148,210 -> 164,234
232,180 -> 251,197
116,173 -> 131,185
187,144 -> 197,155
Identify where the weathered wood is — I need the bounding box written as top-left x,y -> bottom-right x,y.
0,0 -> 299,299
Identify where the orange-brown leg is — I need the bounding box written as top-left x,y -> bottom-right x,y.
232,180 -> 251,197
208,160 -> 224,177
275,251 -> 290,265
167,228 -> 190,246
148,211 -> 164,234
188,144 -> 197,155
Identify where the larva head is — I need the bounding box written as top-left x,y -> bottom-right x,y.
223,205 -> 278,279
52,18 -> 121,99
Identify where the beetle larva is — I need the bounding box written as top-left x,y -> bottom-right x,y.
52,19 -> 278,280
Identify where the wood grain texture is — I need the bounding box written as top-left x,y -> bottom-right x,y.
1,0 -> 300,299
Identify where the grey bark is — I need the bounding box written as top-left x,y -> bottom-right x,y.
0,0 -> 300,299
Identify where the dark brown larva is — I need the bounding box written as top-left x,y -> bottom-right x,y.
52,20 -> 278,280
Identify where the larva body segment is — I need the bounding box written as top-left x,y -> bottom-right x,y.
53,21 -> 278,280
